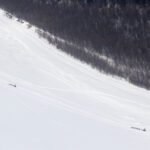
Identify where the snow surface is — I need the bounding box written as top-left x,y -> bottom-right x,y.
0,9 -> 150,150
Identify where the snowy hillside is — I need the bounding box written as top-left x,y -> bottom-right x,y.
0,9 -> 150,150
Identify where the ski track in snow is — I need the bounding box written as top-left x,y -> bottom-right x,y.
0,9 -> 150,150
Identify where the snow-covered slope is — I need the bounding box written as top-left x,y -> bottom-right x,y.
0,10 -> 150,150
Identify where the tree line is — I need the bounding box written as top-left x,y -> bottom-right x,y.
0,0 -> 149,89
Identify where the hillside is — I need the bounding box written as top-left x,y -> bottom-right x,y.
0,0 -> 150,89
0,9 -> 150,150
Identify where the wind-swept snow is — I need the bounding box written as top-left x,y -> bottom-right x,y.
0,10 -> 150,150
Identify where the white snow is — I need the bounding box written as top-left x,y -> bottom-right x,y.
0,10 -> 150,150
